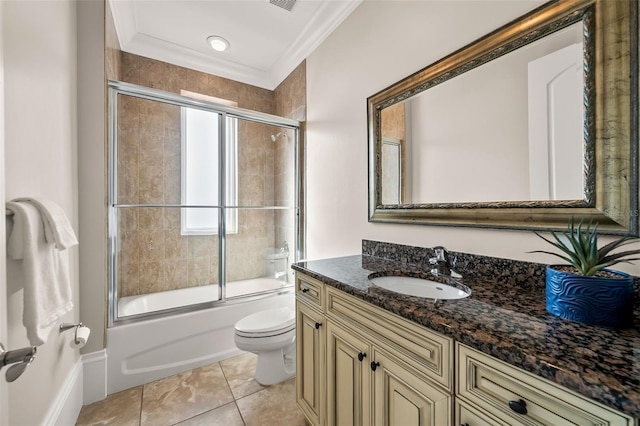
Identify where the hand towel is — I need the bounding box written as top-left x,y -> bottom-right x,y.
13,197 -> 78,250
6,201 -> 74,346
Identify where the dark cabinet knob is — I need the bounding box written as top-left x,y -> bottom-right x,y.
371,361 -> 380,371
301,288 -> 309,293
314,322 -> 322,329
508,399 -> 528,415
357,352 -> 366,362
460,424 -> 470,426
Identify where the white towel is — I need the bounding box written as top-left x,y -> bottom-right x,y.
13,197 -> 78,250
6,201 -> 74,346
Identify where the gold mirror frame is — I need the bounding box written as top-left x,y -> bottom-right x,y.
367,0 -> 638,234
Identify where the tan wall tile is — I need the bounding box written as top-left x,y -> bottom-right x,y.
164,260 -> 189,290
164,229 -> 188,260
139,261 -> 165,294
138,230 -> 164,263
188,256 -> 212,287
119,262 -> 139,298
138,208 -> 163,231
188,235 -> 216,258
119,231 -> 139,265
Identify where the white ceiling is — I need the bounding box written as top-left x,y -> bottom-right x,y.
109,0 -> 362,90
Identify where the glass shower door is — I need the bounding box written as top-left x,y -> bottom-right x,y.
224,117 -> 297,299
113,93 -> 226,318
108,81 -> 301,325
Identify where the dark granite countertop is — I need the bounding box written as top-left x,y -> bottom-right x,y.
292,254 -> 640,418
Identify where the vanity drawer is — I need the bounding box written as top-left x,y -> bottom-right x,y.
455,399 -> 509,426
296,273 -> 324,310
325,286 -> 453,390
456,343 -> 635,426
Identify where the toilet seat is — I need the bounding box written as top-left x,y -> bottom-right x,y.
235,323 -> 295,338
234,307 -> 295,338
233,301 -> 297,385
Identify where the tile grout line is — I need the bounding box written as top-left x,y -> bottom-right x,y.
235,401 -> 247,426
138,385 -> 144,426
219,358 -> 247,426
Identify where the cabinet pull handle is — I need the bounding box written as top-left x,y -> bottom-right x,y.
460,424 -> 470,426
508,399 -> 528,415
357,352 -> 367,362
314,322 -> 322,329
370,361 -> 380,371
301,288 -> 309,293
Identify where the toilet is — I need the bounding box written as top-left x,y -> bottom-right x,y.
234,306 -> 296,385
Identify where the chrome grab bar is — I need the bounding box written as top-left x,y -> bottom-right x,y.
0,343 -> 37,382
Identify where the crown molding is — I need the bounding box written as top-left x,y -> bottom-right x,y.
108,0 -> 362,90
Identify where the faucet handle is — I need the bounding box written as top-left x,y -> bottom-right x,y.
449,256 -> 464,279
432,246 -> 447,261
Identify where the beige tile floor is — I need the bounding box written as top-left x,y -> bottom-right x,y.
76,353 -> 307,426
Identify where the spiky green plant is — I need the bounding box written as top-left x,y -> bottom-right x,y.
531,218 -> 640,276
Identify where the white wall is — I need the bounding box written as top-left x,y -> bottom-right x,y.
305,0 -> 640,277
77,0 -> 106,356
0,1 -> 7,424
3,1 -> 81,424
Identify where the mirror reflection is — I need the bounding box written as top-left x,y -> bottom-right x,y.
380,22 -> 584,205
369,0 -> 637,233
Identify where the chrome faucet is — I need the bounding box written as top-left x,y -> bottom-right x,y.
429,246 -> 462,278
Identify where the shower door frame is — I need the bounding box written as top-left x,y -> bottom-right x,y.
107,80 -> 303,327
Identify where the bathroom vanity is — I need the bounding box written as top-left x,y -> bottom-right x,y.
293,241 -> 640,426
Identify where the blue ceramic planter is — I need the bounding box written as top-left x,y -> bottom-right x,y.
546,265 -> 634,328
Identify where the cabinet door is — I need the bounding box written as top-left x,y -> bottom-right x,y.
326,320 -> 372,426
296,301 -> 326,426
372,348 -> 451,426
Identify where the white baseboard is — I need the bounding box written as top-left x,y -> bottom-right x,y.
43,359 -> 83,426
82,349 -> 107,404
40,350 -> 108,426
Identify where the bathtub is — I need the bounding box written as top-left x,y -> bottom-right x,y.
117,277 -> 289,317
107,278 -> 295,394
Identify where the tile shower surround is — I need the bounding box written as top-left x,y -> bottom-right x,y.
113,53 -> 305,298
292,240 -> 640,418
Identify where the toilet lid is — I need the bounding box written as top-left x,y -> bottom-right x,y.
235,307 -> 295,334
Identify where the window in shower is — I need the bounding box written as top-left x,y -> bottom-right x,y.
108,81 -> 302,325
181,108 -> 238,235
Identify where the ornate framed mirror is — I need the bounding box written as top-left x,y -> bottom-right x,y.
367,0 -> 638,234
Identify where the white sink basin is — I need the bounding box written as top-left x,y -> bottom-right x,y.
369,276 -> 470,300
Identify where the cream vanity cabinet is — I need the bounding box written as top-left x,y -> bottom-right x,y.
296,273 -> 453,426
295,273 -> 637,426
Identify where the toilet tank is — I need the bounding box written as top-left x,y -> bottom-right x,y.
265,247 -> 289,282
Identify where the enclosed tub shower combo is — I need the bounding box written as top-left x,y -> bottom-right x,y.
106,81 -> 302,393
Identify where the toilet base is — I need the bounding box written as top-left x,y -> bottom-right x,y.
254,341 -> 296,385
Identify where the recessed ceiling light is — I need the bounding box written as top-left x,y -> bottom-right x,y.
206,35 -> 230,52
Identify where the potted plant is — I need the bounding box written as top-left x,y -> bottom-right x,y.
532,218 -> 640,328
